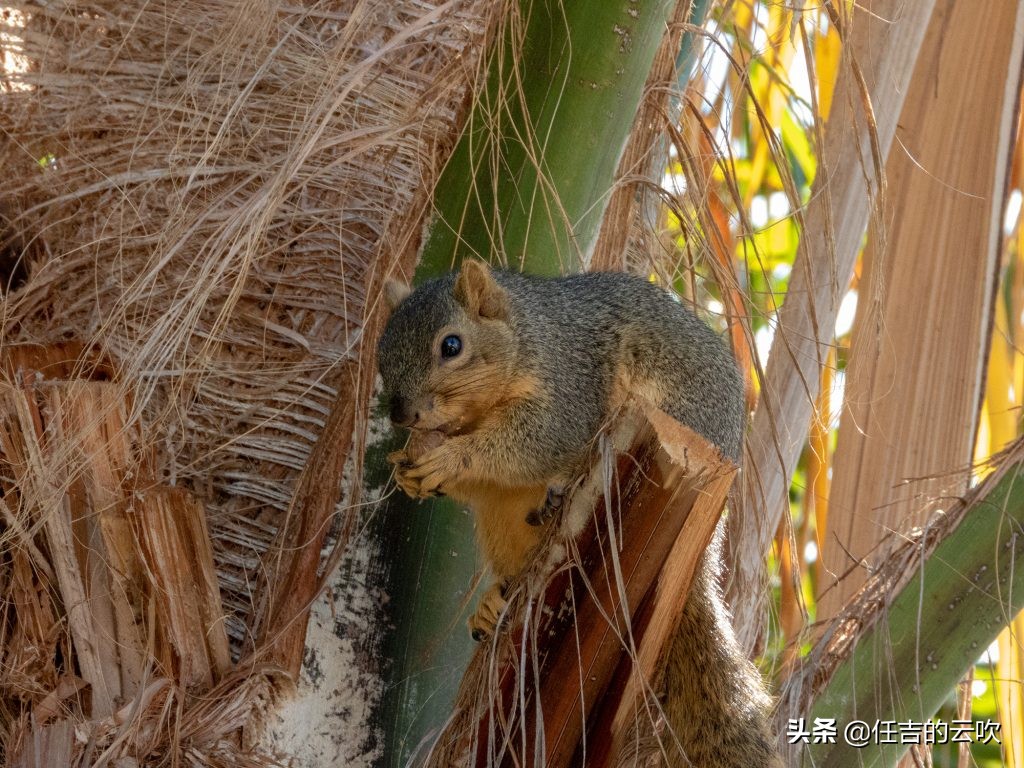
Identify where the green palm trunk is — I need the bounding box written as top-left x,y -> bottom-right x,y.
371,0 -> 707,764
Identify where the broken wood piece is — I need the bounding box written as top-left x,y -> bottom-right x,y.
1,341 -> 112,384
0,546 -> 65,711
9,718 -> 74,768
423,402 -> 737,768
33,675 -> 90,725
1,371 -> 230,723
0,380 -> 146,718
129,485 -> 232,690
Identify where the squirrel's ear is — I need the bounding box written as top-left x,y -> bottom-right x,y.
383,279 -> 411,313
454,260 -> 509,320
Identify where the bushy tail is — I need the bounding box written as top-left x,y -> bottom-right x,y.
616,529 -> 781,768
659,545 -> 782,767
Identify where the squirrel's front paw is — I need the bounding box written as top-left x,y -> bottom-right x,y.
388,439 -> 468,499
468,581 -> 508,642
387,449 -> 427,498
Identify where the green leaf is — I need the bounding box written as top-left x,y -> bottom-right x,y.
805,461 -> 1024,767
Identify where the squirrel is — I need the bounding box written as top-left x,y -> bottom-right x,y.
377,260 -> 781,767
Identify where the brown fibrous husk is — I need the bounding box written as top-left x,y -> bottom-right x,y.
0,0 -> 500,764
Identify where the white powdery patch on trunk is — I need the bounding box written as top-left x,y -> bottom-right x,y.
261,535 -> 386,766
261,403 -> 393,765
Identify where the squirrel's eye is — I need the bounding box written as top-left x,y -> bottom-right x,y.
440,334 -> 462,359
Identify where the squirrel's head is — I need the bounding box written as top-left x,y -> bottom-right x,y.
377,260 -> 518,435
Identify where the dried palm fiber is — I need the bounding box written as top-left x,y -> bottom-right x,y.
728,0 -> 939,653
0,0 -> 500,763
0,0 -> 497,652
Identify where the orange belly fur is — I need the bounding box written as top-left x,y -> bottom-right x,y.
449,480 -> 548,578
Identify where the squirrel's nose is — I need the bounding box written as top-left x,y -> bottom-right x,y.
389,395 -> 415,426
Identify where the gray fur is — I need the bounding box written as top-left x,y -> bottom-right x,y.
378,269 -> 745,464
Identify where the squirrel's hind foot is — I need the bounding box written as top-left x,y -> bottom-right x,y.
468,580 -> 509,641
525,485 -> 564,526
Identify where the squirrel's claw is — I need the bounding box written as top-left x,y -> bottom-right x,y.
468,580 -> 508,641
388,449 -> 425,498
526,485 -> 565,526
387,449 -> 413,469
391,439 -> 468,499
